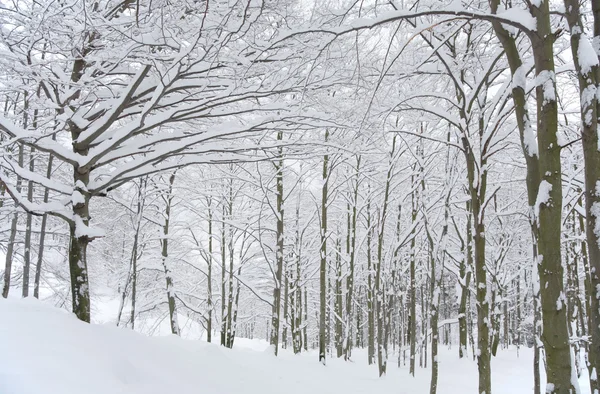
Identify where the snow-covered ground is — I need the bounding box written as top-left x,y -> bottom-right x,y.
0,298 -> 588,394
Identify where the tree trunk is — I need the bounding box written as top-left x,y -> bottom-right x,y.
529,1 -> 576,391
226,185 -> 235,348
429,247 -> 440,394
367,191 -> 375,366
207,196 -> 213,342
319,130 -> 329,365
68,145 -> 92,323
270,134 -> 285,355
376,136 -> 396,376
489,2 -> 545,390
34,144 -> 55,299
2,145 -> 23,299
161,173 -> 180,336
282,266 -> 290,349
344,156 -> 360,360
292,191 -> 303,354
303,285 -> 308,351
564,0 -> 600,389
334,237 -> 343,358
221,204 -> 227,346
463,134 -> 490,394
22,147 -> 34,297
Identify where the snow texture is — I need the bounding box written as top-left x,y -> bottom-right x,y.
523,115 -> 538,157
1,298 -> 587,394
592,182 -> 600,250
513,65 -> 527,90
577,36 -> 599,76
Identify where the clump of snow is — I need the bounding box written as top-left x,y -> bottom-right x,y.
74,216 -> 106,239
513,65 -> 527,90
581,85 -> 597,126
570,347 -> 582,393
593,36 -> 600,57
497,8 -> 537,32
75,180 -> 88,191
577,36 -> 599,76
556,291 -> 566,311
592,199 -> 600,251
523,116 -> 538,157
556,132 -> 567,148
535,180 -> 553,220
71,190 -> 85,206
591,181 -> 600,251
535,71 -> 556,105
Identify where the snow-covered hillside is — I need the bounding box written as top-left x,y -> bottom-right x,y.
0,299 -> 554,394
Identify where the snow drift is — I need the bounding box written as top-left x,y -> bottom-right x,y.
1,298 -> 540,394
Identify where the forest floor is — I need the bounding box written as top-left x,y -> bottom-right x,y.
0,298 -> 591,394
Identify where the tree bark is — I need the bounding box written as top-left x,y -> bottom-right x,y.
270,133 -> 285,355
161,173 -> 180,336
409,176 -> 417,374
564,0 -> 600,389
528,1 -> 576,391
319,129 -> 329,365
22,147 -> 34,297
376,136 -> 396,376
221,204 -> 227,346
34,144 -> 55,299
2,145 -> 23,299
343,157 -> 359,361
207,195 -> 213,342
334,237 -> 343,358
366,190 -> 375,365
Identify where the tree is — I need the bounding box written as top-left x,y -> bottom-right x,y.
0,0 -> 321,322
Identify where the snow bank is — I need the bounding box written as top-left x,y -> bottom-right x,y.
0,298 -> 542,394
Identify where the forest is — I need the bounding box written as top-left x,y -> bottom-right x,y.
0,0 -> 599,393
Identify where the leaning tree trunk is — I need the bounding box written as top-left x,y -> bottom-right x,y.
117,178 -> 145,328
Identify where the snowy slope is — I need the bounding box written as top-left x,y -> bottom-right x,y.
0,299 -> 546,394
